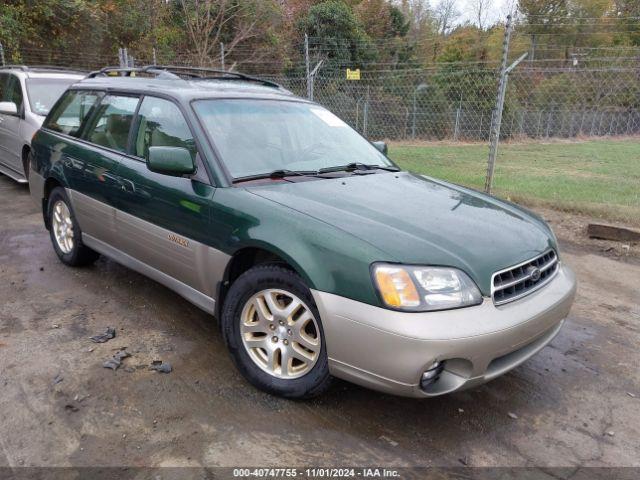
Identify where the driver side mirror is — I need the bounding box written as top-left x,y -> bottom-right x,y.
0,102 -> 18,115
372,141 -> 388,155
147,146 -> 195,176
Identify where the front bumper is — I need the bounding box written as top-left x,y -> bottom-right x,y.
311,264 -> 577,397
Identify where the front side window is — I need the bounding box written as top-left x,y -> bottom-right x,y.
2,74 -> 24,111
85,95 -> 139,153
44,90 -> 101,137
0,73 -> 6,101
192,99 -> 392,179
26,78 -> 78,116
134,96 -> 196,161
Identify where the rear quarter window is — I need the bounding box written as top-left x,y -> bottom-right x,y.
44,90 -> 102,137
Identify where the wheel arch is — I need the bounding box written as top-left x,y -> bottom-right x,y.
21,144 -> 31,178
216,243 -> 314,321
42,177 -> 63,230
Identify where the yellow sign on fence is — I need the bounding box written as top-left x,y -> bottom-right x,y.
346,68 -> 361,80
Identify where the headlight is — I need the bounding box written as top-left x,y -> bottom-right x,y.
372,264 -> 483,312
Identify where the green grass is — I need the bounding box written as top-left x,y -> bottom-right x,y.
389,139 -> 640,226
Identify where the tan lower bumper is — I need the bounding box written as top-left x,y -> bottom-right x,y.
311,264 -> 577,398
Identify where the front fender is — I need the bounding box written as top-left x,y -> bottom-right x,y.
211,188 -> 394,308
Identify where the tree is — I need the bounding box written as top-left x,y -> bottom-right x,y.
613,0 -> 640,45
468,0 -> 493,30
180,0 -> 281,68
434,0 -> 460,35
298,0 -> 376,70
0,0 -> 105,66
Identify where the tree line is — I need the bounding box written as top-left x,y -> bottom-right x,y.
1,0 -> 639,73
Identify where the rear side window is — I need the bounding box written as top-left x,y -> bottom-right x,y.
133,96 -> 196,161
85,95 -> 139,153
45,90 -> 101,137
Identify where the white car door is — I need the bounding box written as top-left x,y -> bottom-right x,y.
0,73 -> 25,174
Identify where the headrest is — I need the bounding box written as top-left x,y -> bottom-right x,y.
106,114 -> 131,136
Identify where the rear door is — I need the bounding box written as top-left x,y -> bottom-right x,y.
112,95 -> 216,298
0,73 -> 25,173
63,92 -> 139,241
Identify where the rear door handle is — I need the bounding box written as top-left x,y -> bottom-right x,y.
119,178 -> 136,194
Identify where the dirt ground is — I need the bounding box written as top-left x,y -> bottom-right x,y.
1,174 -> 639,472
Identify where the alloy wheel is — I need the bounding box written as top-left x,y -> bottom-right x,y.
52,200 -> 74,254
240,289 -> 321,379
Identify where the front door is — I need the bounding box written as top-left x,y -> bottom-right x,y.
112,95 -> 217,298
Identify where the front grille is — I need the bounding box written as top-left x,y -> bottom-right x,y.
492,250 -> 559,306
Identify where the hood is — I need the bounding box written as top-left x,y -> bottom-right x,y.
246,172 -> 555,295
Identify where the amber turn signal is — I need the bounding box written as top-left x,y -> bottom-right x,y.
373,266 -> 420,308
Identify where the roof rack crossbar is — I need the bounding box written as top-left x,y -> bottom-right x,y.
86,66 -> 160,78
86,65 -> 282,88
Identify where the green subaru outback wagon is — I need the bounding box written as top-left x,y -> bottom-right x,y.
30,66 -> 576,398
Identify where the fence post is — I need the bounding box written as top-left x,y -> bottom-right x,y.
485,16 -> 512,192
484,15 -> 513,194
220,42 -> 225,70
305,33 -> 311,100
152,47 -> 157,66
0,43 -> 4,66
453,107 -> 461,141
484,15 -> 528,194
118,48 -> 125,68
363,85 -> 370,138
411,83 -> 428,139
545,111 -> 551,138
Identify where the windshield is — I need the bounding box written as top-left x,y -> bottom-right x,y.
192,99 -> 393,179
26,78 -> 78,116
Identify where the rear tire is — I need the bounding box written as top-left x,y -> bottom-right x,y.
221,264 -> 331,399
47,187 -> 99,267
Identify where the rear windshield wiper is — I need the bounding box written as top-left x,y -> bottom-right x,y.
233,169 -> 324,184
317,162 -> 400,174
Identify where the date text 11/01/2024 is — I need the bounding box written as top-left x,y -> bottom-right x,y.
232,468 -> 401,477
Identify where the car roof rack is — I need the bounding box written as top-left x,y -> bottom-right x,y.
0,64 -> 86,74
86,65 -> 282,89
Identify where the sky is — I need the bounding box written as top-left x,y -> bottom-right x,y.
428,0 -> 515,27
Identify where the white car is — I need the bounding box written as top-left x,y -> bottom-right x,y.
0,66 -> 84,183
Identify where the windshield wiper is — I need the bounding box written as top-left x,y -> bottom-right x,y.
317,162 -> 400,174
233,169 -> 323,184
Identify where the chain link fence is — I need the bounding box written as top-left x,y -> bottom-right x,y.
3,43 -> 640,142
268,66 -> 640,142
2,42 -> 639,223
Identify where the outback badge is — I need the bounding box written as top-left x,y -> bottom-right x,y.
168,233 -> 189,248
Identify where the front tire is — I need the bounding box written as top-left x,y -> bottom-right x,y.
47,187 -> 99,267
23,151 -> 31,181
221,264 -> 331,399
